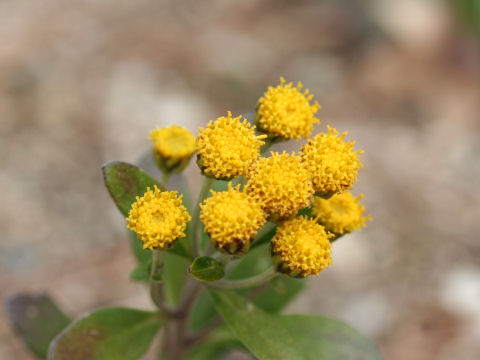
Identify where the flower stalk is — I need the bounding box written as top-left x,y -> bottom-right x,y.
208,267 -> 277,289
190,177 -> 214,257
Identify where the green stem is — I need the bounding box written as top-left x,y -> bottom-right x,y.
150,249 -> 170,313
190,177 -> 214,257
208,267 -> 277,289
162,172 -> 172,188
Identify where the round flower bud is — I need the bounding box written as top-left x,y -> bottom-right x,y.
126,185 -> 191,250
196,111 -> 266,180
312,192 -> 371,236
271,216 -> 333,277
246,151 -> 314,220
255,77 -> 320,140
300,126 -> 363,197
200,183 -> 266,255
149,125 -> 196,173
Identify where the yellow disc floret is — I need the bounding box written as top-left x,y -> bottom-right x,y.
312,192 -> 371,235
256,77 -> 321,139
246,151 -> 314,219
200,183 -> 266,255
300,126 -> 363,196
150,125 -> 196,159
126,185 -> 191,250
196,111 -> 266,179
271,216 -> 333,277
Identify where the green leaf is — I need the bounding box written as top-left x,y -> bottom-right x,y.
6,293 -> 70,358
128,231 -> 150,265
102,161 -> 162,217
189,257 -> 225,282
253,277 -> 306,313
129,260 -> 151,282
208,289 -> 381,360
188,289 -> 219,333
450,0 -> 480,35
48,307 -> 163,360
186,326 -> 246,360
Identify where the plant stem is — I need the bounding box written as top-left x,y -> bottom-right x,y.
208,267 -> 277,289
174,281 -> 203,317
162,320 -> 184,360
162,172 -> 171,188
159,281 -> 203,359
149,249 -> 170,314
185,317 -> 223,347
190,177 -> 214,257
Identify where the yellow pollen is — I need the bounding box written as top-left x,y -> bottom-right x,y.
300,126 -> 363,195
272,216 -> 333,277
246,151 -> 314,219
126,185 -> 191,250
256,77 -> 321,139
311,192 -> 372,235
200,183 -> 266,251
149,125 -> 196,158
196,111 -> 266,179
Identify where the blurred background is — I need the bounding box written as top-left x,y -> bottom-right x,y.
1,0 -> 479,359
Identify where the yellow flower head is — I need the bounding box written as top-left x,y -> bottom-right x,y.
126,185 -> 191,250
272,216 -> 333,277
300,126 -> 363,196
196,111 -> 267,180
149,125 -> 196,159
246,151 -> 314,219
200,183 -> 266,255
311,192 -> 371,235
256,77 -> 321,139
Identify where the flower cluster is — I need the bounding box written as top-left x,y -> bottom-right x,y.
126,78 -> 370,277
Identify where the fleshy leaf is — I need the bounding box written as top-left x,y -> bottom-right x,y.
189,257 -> 225,282
208,289 -> 381,360
6,293 -> 70,358
48,307 -> 163,360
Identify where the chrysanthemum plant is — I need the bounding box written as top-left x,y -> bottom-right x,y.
7,79 -> 379,360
